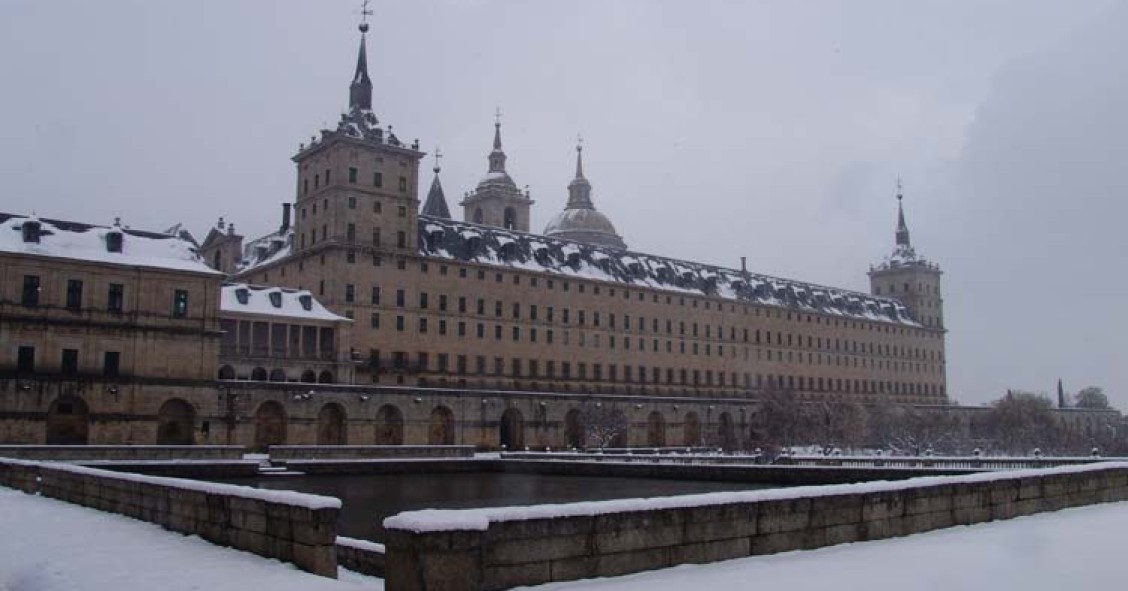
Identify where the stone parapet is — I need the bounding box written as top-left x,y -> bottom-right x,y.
269,445 -> 475,461
0,445 -> 245,461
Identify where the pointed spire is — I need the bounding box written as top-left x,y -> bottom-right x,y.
488,108 -> 507,173
574,134 -> 585,179
566,139 -> 594,209
895,178 -> 911,247
349,3 -> 373,111
421,148 -> 451,219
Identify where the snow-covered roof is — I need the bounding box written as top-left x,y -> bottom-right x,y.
0,213 -> 219,275
872,243 -> 941,272
220,283 -> 348,322
418,215 -> 919,326
236,228 -> 292,273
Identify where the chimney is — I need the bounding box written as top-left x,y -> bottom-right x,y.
281,203 -> 292,233
740,256 -> 748,275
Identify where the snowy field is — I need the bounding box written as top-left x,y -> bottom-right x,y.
0,487 -> 381,591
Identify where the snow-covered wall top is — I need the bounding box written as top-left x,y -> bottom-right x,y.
220,282 -> 348,322
419,215 -> 919,326
0,213 -> 219,275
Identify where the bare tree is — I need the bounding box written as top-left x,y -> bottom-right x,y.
1074,386 -> 1111,410
579,404 -> 629,449
869,405 -> 965,455
987,391 -> 1061,454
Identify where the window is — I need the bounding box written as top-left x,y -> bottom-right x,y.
347,223 -> 356,242
397,205 -> 407,218
172,289 -> 189,318
397,231 -> 406,248
419,292 -> 429,309
345,284 -> 355,303
98,350 -> 122,379
17,346 -> 34,373
398,176 -> 408,192
21,275 -> 40,307
370,313 -> 380,329
396,316 -> 405,331
374,172 -> 383,187
372,228 -> 381,246
371,286 -> 380,305
396,289 -> 405,307
439,294 -> 448,311
65,279 -> 83,310
61,349 -> 79,375
325,169 -> 331,184
348,167 -> 358,184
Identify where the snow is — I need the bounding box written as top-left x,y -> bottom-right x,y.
384,463 -> 1127,533
221,283 -> 349,322
518,501 -> 1128,591
336,536 -> 386,554
42,462 -> 342,510
0,487 -> 380,591
0,214 -> 219,275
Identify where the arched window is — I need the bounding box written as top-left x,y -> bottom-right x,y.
503,207 -> 517,230
473,208 -> 484,224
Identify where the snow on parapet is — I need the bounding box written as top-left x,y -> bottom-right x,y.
384,462 -> 1128,533
418,215 -> 919,326
221,283 -> 348,322
0,213 -> 219,275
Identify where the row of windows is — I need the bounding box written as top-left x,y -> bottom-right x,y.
369,349 -> 942,397
14,345 -> 121,378
300,167 -> 409,197
16,275 -> 188,318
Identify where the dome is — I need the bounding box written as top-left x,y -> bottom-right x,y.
544,208 -> 627,250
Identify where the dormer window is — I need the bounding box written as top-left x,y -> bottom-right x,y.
106,231 -> 123,253
298,294 -> 312,311
235,288 -> 249,305
21,220 -> 41,243
269,291 -> 282,308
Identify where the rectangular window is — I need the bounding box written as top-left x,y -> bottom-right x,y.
21,275 -> 40,307
439,294 -> 448,312
103,351 -> 120,378
61,349 -> 79,375
396,289 -> 405,307
373,228 -> 381,246
347,223 -> 356,242
419,292 -> 429,309
397,231 -> 406,248
396,315 -> 405,331
374,172 -> 383,187
398,176 -> 408,192
172,289 -> 189,318
348,167 -> 358,184
17,346 -> 34,373
371,286 -> 380,305
65,279 -> 83,310
345,284 -> 355,303
370,313 -> 380,329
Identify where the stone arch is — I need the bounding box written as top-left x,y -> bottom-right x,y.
683,411 -> 702,447
300,370 -> 317,383
564,408 -> 584,449
610,410 -> 628,448
316,403 -> 347,445
46,396 -> 89,445
499,407 -> 525,450
251,367 -> 268,381
268,368 -> 287,382
428,406 -> 455,445
253,400 -> 287,452
218,365 -> 235,380
318,370 -> 334,384
156,398 -> 195,445
646,411 -> 666,448
503,207 -> 517,230
374,404 -> 404,445
718,411 -> 737,451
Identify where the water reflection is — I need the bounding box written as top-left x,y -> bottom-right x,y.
217,472 -> 772,541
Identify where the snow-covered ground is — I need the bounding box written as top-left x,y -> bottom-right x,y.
0,487 -> 381,591
520,501 -> 1128,591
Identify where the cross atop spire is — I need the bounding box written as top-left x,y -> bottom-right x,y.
433,146 -> 443,174
349,1 -> 373,111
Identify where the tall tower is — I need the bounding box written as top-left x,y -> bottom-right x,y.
543,141 -> 627,249
289,15 -> 424,265
868,182 -> 944,329
459,115 -> 534,231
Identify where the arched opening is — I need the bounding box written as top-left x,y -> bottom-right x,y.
610,410 -> 629,448
683,412 -> 701,447
253,401 -> 287,452
374,404 -> 404,445
428,406 -> 455,445
499,408 -> 524,450
251,367 -> 268,381
268,368 -> 287,382
318,370 -> 334,384
300,370 -> 317,383
316,403 -> 347,445
473,208 -> 484,224
217,365 -> 235,380
646,411 -> 666,447
718,411 -> 737,451
503,207 -> 517,230
564,409 -> 584,449
156,398 -> 195,445
46,396 -> 89,445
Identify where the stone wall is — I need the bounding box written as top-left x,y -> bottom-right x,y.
0,445 -> 244,461
269,445 -> 474,460
0,459 -> 340,577
336,536 -> 386,577
384,463 -> 1128,591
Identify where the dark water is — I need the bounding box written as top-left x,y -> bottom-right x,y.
216,472 -> 773,542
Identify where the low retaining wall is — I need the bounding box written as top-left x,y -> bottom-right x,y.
269,445 -> 475,461
337,536 -> 386,577
0,458 -> 341,577
277,458 -> 485,475
383,463 -> 1128,591
0,445 -> 245,461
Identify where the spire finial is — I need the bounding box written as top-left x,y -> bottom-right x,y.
359,0 -> 372,33
895,177 -> 910,247
433,146 -> 442,174
574,134 -> 585,179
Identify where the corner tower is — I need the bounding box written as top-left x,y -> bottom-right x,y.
289,16 -> 424,261
868,183 -> 944,329
459,116 -> 534,231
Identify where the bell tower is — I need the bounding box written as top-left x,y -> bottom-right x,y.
459,111 -> 534,231
868,181 -> 944,329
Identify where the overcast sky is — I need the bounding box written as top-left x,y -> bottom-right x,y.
1,0 -> 1125,408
